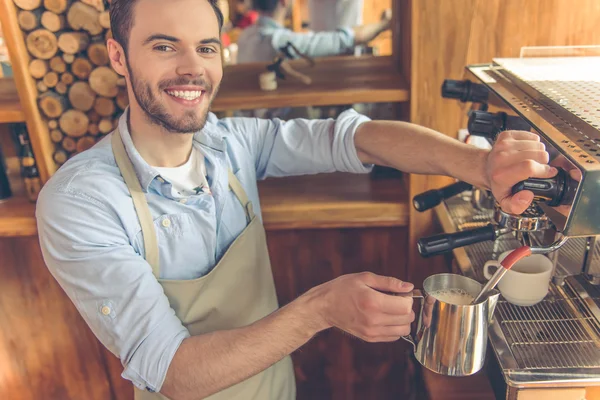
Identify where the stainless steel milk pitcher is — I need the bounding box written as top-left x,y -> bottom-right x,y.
402,273 -> 500,376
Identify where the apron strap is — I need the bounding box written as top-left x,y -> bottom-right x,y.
228,170 -> 255,221
111,131 -> 161,277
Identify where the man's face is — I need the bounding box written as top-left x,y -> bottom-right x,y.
120,0 -> 223,133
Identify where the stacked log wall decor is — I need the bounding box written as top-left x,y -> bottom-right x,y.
8,0 -> 126,166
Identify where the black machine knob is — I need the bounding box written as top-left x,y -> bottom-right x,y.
468,111 -> 531,142
417,224 -> 498,258
413,181 -> 473,212
441,79 -> 489,104
512,167 -> 576,207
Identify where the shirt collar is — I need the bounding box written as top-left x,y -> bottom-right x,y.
116,108 -> 226,192
257,15 -> 284,29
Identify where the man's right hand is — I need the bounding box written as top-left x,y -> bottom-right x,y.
305,272 -> 415,342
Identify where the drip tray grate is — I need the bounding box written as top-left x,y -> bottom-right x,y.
497,295 -> 600,370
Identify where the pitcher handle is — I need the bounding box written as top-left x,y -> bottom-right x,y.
398,289 -> 424,352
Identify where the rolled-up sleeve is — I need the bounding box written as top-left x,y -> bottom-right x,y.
269,27 -> 355,58
36,190 -> 189,393
221,108 -> 373,179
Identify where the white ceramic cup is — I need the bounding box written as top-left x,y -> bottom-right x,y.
483,250 -> 553,306
259,71 -> 277,91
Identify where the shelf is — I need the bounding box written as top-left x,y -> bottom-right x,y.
0,157 -> 37,237
212,55 -> 409,111
258,172 -> 409,230
0,194 -> 36,237
0,78 -> 24,124
0,172 -> 408,238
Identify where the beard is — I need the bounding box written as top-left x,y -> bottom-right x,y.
126,60 -> 219,134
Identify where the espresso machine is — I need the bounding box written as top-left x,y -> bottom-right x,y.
413,56 -> 600,391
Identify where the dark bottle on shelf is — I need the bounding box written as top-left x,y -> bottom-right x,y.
13,124 -> 42,202
0,147 -> 12,201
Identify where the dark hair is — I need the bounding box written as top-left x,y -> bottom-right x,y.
110,0 -> 224,52
252,0 -> 280,13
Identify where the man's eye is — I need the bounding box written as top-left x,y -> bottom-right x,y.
155,45 -> 174,52
199,47 -> 216,54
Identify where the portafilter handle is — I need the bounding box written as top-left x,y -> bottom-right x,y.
413,181 -> 473,212
417,224 -> 505,258
512,167 -> 576,207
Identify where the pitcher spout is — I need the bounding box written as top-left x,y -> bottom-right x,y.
486,290 -> 501,324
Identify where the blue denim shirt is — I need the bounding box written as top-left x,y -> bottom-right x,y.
36,108 -> 372,392
237,16 -> 355,63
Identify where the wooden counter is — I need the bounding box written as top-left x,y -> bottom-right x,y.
212,55 -> 409,111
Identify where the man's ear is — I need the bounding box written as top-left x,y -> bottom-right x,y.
107,39 -> 128,77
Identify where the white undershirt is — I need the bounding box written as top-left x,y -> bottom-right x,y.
153,148 -> 210,198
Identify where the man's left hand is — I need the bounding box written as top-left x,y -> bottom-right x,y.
485,130 -> 558,215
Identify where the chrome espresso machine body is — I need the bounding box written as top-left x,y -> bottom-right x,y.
414,56 -> 600,390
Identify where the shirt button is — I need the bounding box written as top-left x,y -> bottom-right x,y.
179,199 -> 187,204
101,306 -> 111,316
162,218 -> 171,227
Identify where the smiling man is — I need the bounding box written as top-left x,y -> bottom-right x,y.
35,0 -> 557,399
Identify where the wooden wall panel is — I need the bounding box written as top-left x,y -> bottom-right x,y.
0,237 -> 121,400
407,0 -> 600,284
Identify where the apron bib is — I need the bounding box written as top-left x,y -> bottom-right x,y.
112,131 -> 296,400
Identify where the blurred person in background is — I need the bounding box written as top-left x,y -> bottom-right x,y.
237,0 -> 391,63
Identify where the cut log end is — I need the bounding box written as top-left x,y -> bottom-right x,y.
72,58 -> 93,80
62,53 -> 75,64
60,109 -> 90,138
94,96 -> 116,117
67,1 -> 103,36
39,92 -> 68,118
26,29 -> 58,60
62,136 -> 77,152
53,149 -> 68,165
18,10 -> 41,31
55,81 -> 68,94
69,81 -> 97,112
58,32 -> 90,55
87,43 -> 109,66
42,71 -> 59,88
41,11 -> 65,32
89,66 -> 120,97
50,129 -> 64,143
49,56 -> 66,73
43,0 -> 68,14
76,136 -> 97,153
98,118 -> 114,134
98,11 -> 111,29
60,72 -> 74,85
29,59 -> 48,79
14,0 -> 42,11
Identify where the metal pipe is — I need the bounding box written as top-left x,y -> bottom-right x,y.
529,236 -> 569,255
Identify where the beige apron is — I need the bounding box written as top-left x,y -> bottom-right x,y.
111,131 -> 296,400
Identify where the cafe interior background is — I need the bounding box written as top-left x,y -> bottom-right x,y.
1,0 -> 600,399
